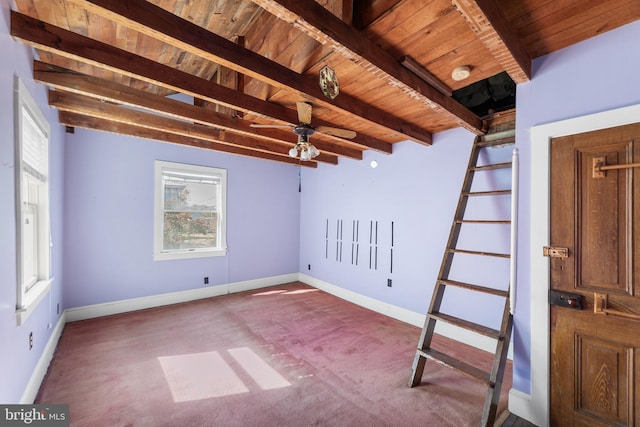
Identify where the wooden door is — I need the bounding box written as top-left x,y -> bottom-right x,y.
550,122 -> 640,426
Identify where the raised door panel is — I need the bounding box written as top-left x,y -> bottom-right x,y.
577,142 -> 634,295
575,333 -> 632,426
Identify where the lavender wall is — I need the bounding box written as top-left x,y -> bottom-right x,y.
299,129 -> 509,318
0,3 -> 66,403
63,129 -> 301,308
513,20 -> 640,394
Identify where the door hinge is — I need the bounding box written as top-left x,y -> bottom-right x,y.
543,246 -> 569,259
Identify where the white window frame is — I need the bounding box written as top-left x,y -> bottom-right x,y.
14,76 -> 52,326
154,160 -> 227,261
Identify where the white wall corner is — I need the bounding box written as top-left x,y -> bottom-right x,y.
507,388 -> 539,425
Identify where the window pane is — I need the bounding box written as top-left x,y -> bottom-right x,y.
22,105 -> 47,178
163,179 -> 217,211
163,212 -> 217,250
162,171 -> 218,251
22,203 -> 38,291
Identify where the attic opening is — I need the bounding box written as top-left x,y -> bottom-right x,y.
452,72 -> 516,118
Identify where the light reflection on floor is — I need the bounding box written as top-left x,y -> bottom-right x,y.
252,289 -> 319,296
158,347 -> 291,403
228,347 -> 291,390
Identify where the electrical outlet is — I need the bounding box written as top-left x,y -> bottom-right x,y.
387,279 -> 392,287
204,277 -> 209,285
308,264 -> 311,270
57,303 -> 60,315
29,332 -> 33,350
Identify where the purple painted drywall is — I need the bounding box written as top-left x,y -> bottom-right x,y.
0,4 -> 66,403
62,129 -> 300,308
513,20 -> 640,394
300,128 -> 481,313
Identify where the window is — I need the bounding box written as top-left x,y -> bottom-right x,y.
154,161 -> 227,260
14,76 -> 52,325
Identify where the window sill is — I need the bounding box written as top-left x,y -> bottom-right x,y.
16,278 -> 52,326
153,248 -> 227,261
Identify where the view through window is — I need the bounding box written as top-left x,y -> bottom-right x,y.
154,161 -> 227,260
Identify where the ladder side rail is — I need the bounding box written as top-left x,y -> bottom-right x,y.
410,137 -> 483,387
480,299 -> 514,426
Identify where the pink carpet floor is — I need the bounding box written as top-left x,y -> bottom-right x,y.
36,282 -> 512,426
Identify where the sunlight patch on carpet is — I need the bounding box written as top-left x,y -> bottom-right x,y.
252,289 -> 319,296
158,351 -> 248,402
252,290 -> 287,296
227,347 -> 291,390
283,289 -> 319,295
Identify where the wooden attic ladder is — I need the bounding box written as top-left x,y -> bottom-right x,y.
409,123 -> 517,427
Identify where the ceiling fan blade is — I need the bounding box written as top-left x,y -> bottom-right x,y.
296,101 -> 313,124
315,126 -> 357,139
250,124 -> 293,129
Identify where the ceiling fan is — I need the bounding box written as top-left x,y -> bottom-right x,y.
251,102 -> 356,160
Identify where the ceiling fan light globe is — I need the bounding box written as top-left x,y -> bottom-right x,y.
289,147 -> 298,158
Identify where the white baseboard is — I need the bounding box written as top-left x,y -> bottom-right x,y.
21,312 -> 66,404
508,388 -> 543,426
66,273 -> 299,322
299,273 -> 512,358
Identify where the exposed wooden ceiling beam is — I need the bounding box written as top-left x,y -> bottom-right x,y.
10,10 -> 390,154
70,0 -> 432,146
58,111 -> 318,167
49,90 -> 340,164
252,0 -> 484,135
452,0 -> 531,83
33,61 -> 363,160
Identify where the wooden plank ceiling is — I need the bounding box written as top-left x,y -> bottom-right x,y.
11,0 -> 640,167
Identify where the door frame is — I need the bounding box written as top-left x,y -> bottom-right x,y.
522,103 -> 640,427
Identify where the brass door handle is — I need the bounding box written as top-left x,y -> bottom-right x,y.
594,292 -> 640,320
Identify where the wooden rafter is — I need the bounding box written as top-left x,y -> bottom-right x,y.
252,0 -> 484,135
34,61 -> 363,160
71,0 -> 433,146
10,11 -> 391,154
58,111 -> 318,167
9,0 -> 634,169
49,90 -> 340,164
452,0 -> 531,83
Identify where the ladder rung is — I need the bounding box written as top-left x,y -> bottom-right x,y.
476,137 -> 515,148
448,248 -> 510,258
456,219 -> 510,225
429,312 -> 501,338
462,189 -> 511,197
438,279 -> 509,297
472,162 -> 511,171
416,348 -> 493,385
